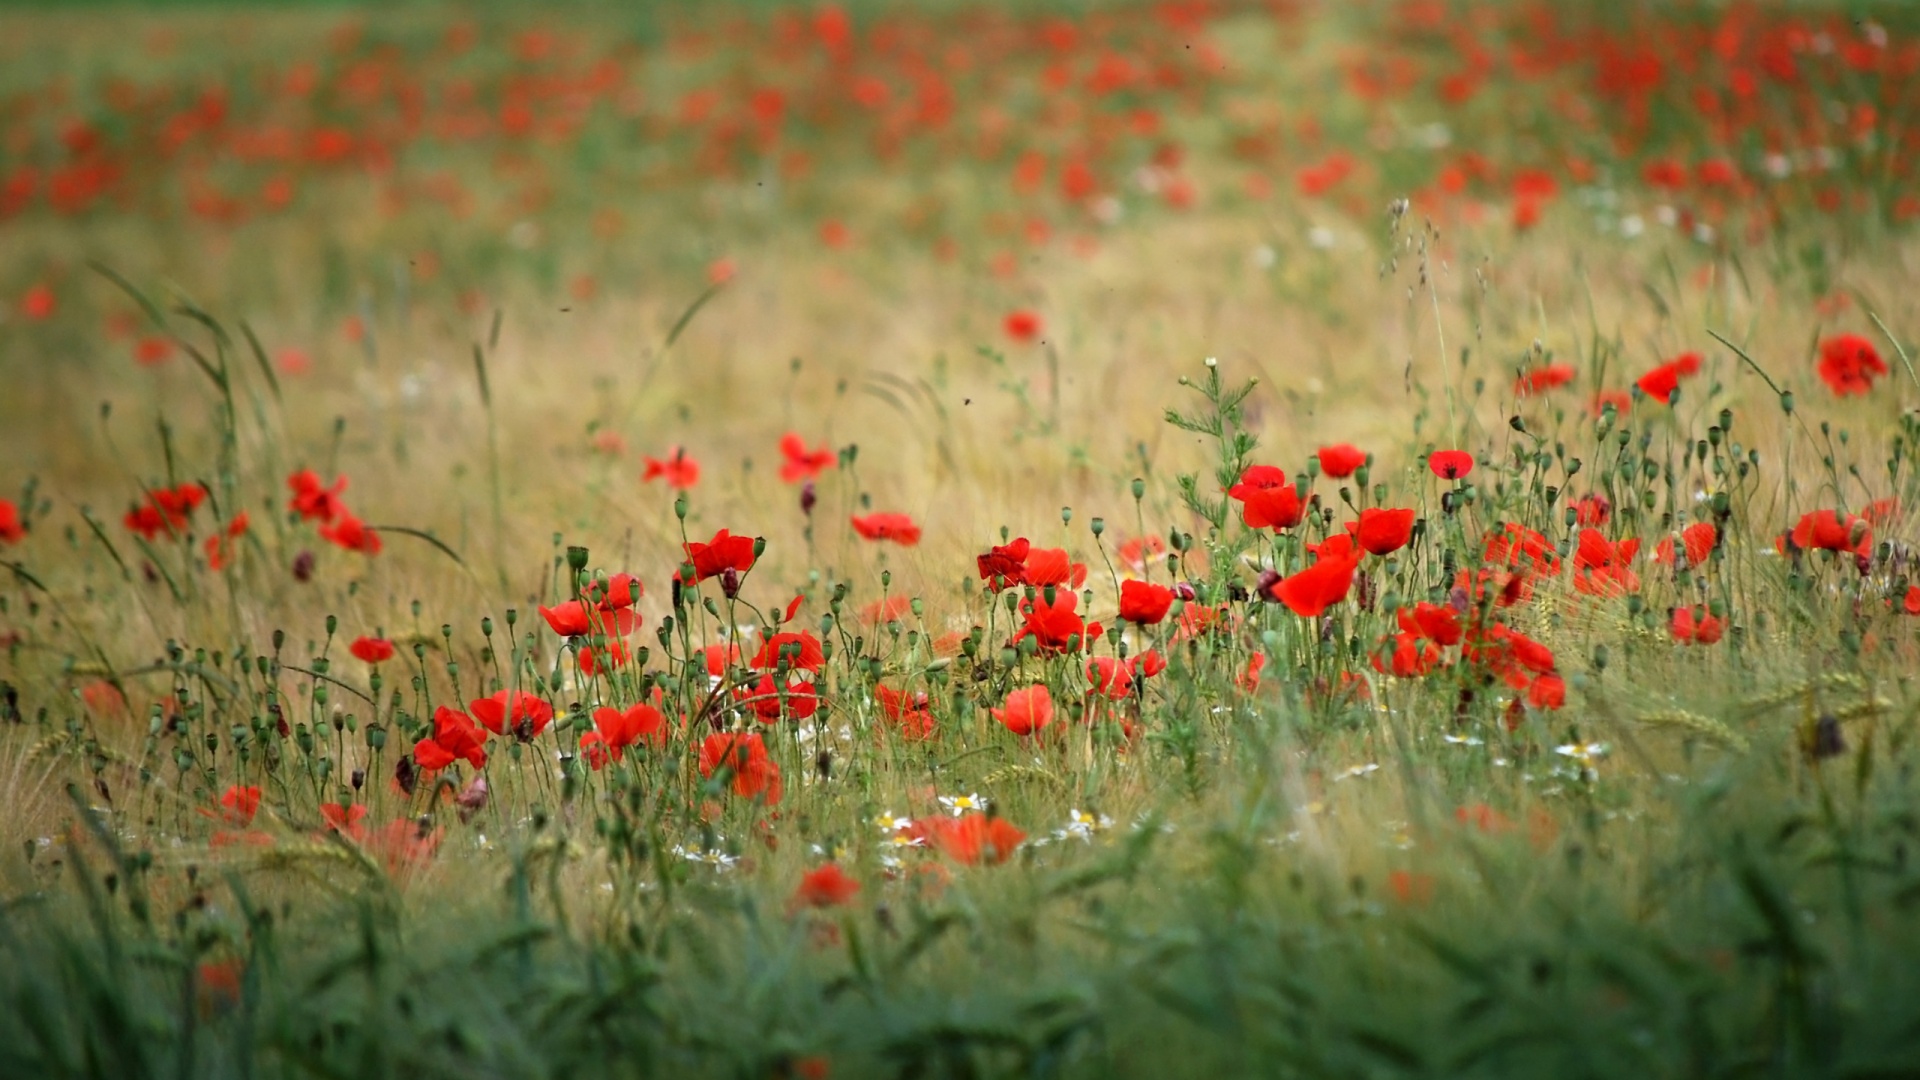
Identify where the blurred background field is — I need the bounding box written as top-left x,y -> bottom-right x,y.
5,1 -> 1920,1076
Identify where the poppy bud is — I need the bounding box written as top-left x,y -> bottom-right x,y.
1090,517 -> 1104,537
1780,391 -> 1794,414
1061,506 -> 1073,525
326,614 -> 338,636
674,493 -> 688,520
800,482 -> 817,516
1131,477 -> 1146,500
566,545 -> 590,573
351,768 -> 365,790
721,568 -> 742,599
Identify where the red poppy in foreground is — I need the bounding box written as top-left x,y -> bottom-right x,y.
1118,579 -> 1174,624
0,498 -> 23,544
1013,590 -> 1089,654
779,433 -> 834,483
698,731 -> 783,804
1372,632 -> 1443,677
1316,443 -> 1367,478
1654,521 -> 1717,566
930,812 -> 1026,865
792,863 -> 861,910
642,447 -> 700,488
350,636 -> 395,663
414,706 -> 488,771
1427,450 -> 1473,480
1397,602 -> 1462,646
469,690 -> 554,739
851,512 -> 921,545
320,803 -> 369,840
1816,334 -> 1887,396
1023,546 -> 1086,587
1268,551 -> 1360,617
584,702 -> 667,766
1004,310 -> 1042,342
1790,509 -> 1871,555
1669,605 -> 1724,645
684,528 -> 757,582
1635,351 -> 1702,404
991,684 -> 1054,735
1227,466 -> 1304,529
875,684 -> 937,739
977,537 -> 1031,588
1351,507 -> 1415,556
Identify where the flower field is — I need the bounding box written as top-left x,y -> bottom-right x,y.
5,1 -> 1920,1076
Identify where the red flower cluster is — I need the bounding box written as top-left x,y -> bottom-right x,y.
124,482 -> 208,541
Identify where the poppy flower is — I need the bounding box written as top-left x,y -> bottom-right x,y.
736,673 -> 820,723
1572,529 -> 1641,596
1350,508 -> 1415,556
702,642 -> 742,678
215,785 -> 262,827
319,803 -> 368,840
468,690 -> 553,739
125,482 -> 209,540
875,684 -> 937,739
1904,586 -> 1920,616
1816,334 -> 1887,396
1591,389 -> 1633,416
1085,656 -> 1137,700
350,636 -> 395,664
366,818 -> 444,877
1307,532 -> 1359,563
1484,522 -> 1562,575
287,470 -> 347,524
977,537 -> 1031,589
779,433 -> 834,483
1023,547 -> 1086,587
319,513 -> 381,555
1428,450 -> 1473,480
1372,632 -> 1442,677
1268,551 -> 1360,617
577,641 -> 632,677
684,528 -> 757,582
792,863 -> 861,909
698,731 -> 783,804
1387,870 -> 1436,907
18,283 -> 55,320
1573,494 -> 1612,526
0,498 -> 24,544
414,705 -> 488,771
930,812 -> 1025,865
1526,673 -> 1566,710
1316,444 -> 1367,478
1004,310 -> 1042,342
204,512 -> 249,571
1669,605 -> 1724,645
1515,364 -> 1575,395
1635,351 -> 1703,404
991,684 -> 1054,735
1227,465 -> 1304,529
538,600 -> 638,639
642,447 -> 700,488
751,630 -> 825,671
1117,579 -> 1174,624
1397,602 -> 1462,646
1013,589 -> 1087,654
1117,535 -> 1168,573
1653,522 -> 1717,566
1790,509 -> 1870,555
850,512 -> 921,546
589,702 -> 667,760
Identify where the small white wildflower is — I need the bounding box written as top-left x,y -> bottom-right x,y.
1442,733 -> 1484,747
938,792 -> 985,815
1334,763 -> 1380,781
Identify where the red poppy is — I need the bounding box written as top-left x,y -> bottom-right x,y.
287,470 -> 347,524
350,636 -> 395,664
1308,532 -> 1359,563
792,863 -> 861,909
18,283 -> 55,320
1397,602 -> 1463,646
216,785 -> 262,827
1004,310 -> 1042,342
779,433 -> 834,483
642,447 -> 700,488
875,684 -> 937,739
1316,443 -> 1367,477
414,706 -> 488,771
991,684 -> 1054,735
1268,551 -> 1359,617
1484,522 -> 1562,576
1012,589 -> 1087,654
0,498 -> 24,544
1572,529 -> 1641,596
366,818 -> 443,878
1816,334 -> 1887,396
1669,605 -> 1724,645
1117,535 -> 1167,573
1372,632 -> 1442,677
319,803 -> 368,840
468,690 -> 553,738
1118,579 -> 1174,624
976,537 -> 1031,589
319,513 -> 381,555
133,335 -> 174,367
684,528 -> 757,582
698,731 -> 783,804
589,702 -> 667,759
930,812 -> 1025,865
1635,351 -> 1702,404
1085,656 -> 1137,700
1350,507 -> 1415,556
539,599 -> 639,639
1428,450 -> 1473,480
851,512 -> 921,545
125,482 -> 208,540
1023,546 -> 1086,587
1525,673 -> 1566,710
1573,494 -> 1612,526
1654,522 -> 1717,566
1387,870 -> 1436,906
736,673 -> 820,723
204,512 -> 249,571
1227,465 -> 1304,529
1515,364 -> 1576,395
751,630 -> 826,671
1904,586 -> 1920,616
1790,509 -> 1870,555
1591,389 -> 1633,416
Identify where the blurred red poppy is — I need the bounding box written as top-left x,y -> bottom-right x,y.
1816,334 -> 1886,396
350,636 -> 395,663
779,433 -> 834,483
851,512 -> 921,545
991,684 -> 1054,735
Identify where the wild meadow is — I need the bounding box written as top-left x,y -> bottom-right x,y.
4,1 -> 1920,1075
